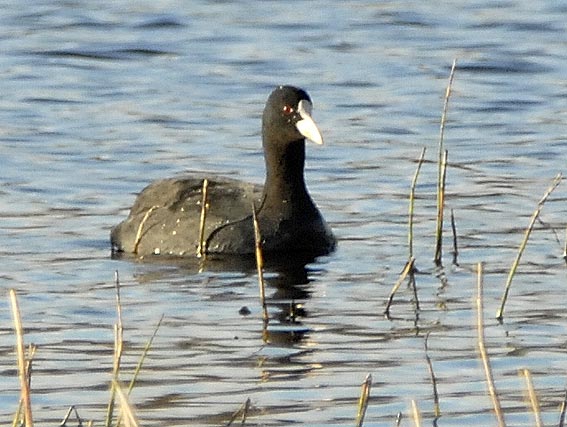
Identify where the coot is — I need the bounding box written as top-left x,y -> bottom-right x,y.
111,85 -> 335,258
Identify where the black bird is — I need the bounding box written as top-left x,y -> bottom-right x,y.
111,85 -> 335,258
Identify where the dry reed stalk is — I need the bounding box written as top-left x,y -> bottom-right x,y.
563,226 -> 567,264
450,209 -> 459,265
355,374 -> 372,427
252,204 -> 268,324
496,172 -> 562,320
408,147 -> 427,260
559,390 -> 567,427
410,400 -> 421,427
113,380 -> 140,427
384,257 -> 415,319
476,263 -> 506,427
521,369 -> 542,427
434,149 -> 448,265
127,314 -> 163,394
226,397 -> 251,426
9,289 -> 33,427
115,315 -> 164,427
105,272 -> 125,427
197,178 -> 209,257
424,334 -> 440,417
435,59 -> 457,265
133,206 -> 158,254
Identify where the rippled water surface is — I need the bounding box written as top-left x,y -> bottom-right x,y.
1,1 -> 566,426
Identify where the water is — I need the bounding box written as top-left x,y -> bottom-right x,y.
1,1 -> 566,426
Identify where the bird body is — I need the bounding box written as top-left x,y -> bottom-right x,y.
111,86 -> 335,259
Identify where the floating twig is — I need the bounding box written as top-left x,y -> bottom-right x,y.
197,178 -> 209,258
355,374 -> 372,427
409,147 -> 426,260
476,263 -> 506,427
496,173 -> 562,321
521,369 -> 542,427
9,289 -> 34,427
384,257 -> 415,319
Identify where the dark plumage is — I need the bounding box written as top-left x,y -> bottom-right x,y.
111,86 -> 335,258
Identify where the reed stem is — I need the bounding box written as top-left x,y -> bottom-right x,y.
197,178 -> 209,258
384,258 -> 415,319
435,59 -> 457,265
521,369 -> 542,427
496,173 -> 562,320
9,289 -> 33,427
252,204 -> 269,325
476,263 -> 506,427
409,147 -> 426,260
355,374 -> 372,427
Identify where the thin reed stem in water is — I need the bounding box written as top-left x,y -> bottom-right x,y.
521,369 -> 542,427
408,147 -> 426,260
197,178 -> 209,258
252,204 -> 269,325
559,390 -> 567,427
450,209 -> 459,266
496,173 -> 562,320
435,59 -> 457,265
9,289 -> 33,427
434,149 -> 448,265
105,272 -> 125,427
476,263 -> 506,427
226,397 -> 251,426
384,257 -> 415,319
424,334 -> 440,417
133,206 -> 158,254
355,374 -> 372,427
563,225 -> 567,264
127,315 -> 163,395
410,400 -> 421,427
113,380 -> 140,427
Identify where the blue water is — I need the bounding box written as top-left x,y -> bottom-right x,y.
1,1 -> 566,426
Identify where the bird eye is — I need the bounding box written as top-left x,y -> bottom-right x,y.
282,105 -> 294,115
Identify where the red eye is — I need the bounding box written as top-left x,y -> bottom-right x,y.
282,105 -> 294,115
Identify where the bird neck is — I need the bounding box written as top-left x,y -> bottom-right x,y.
261,139 -> 315,214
